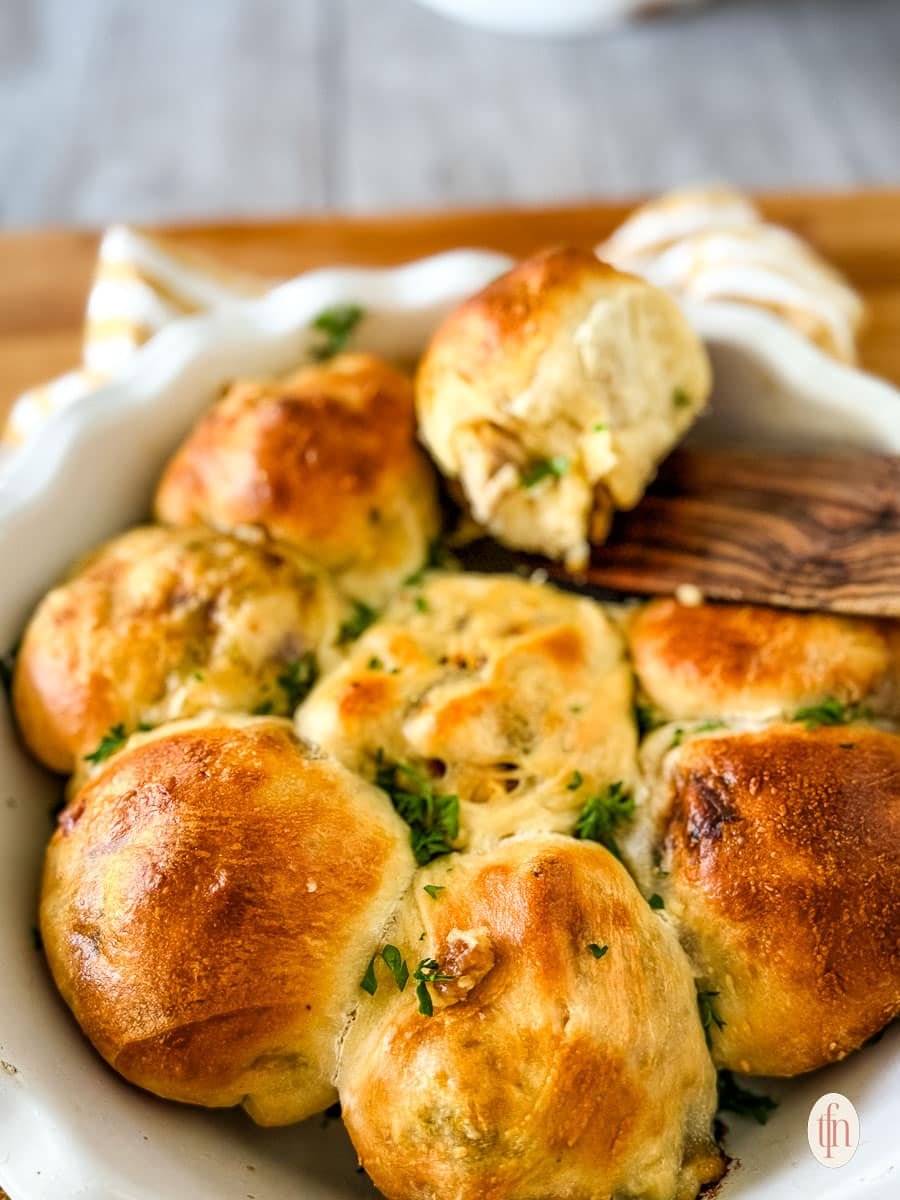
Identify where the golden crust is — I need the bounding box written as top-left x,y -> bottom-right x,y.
155,353 -> 440,604
416,247 -> 711,566
627,724 -> 900,1076
296,572 -> 637,851
339,835 -> 723,1200
40,717 -> 416,1123
628,599 -> 899,721
13,525 -> 347,773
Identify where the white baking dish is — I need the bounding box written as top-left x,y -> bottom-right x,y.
0,249 -> 898,1200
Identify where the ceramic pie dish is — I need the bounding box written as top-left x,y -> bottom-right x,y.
0,248 -> 898,1200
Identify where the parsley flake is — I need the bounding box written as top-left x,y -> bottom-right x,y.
634,701 -> 662,737
375,753 -> 460,865
648,893 -> 665,910
567,770 -> 583,791
587,943 -> 608,959
277,652 -> 318,709
84,724 -> 129,764
423,884 -> 445,899
698,990 -> 726,1046
404,538 -> 457,587
413,957 -> 454,1017
573,781 -> 634,859
367,656 -> 384,671
360,944 -> 410,996
717,1070 -> 778,1125
414,595 -> 429,614
672,387 -> 692,409
792,696 -> 871,730
310,304 -> 364,360
338,601 -> 377,645
521,456 -> 569,488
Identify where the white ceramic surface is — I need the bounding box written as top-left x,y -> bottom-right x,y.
0,250 -> 898,1200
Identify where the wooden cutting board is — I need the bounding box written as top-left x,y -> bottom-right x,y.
1,189 -> 899,424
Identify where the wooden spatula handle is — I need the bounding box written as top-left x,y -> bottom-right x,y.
568,450 -> 900,616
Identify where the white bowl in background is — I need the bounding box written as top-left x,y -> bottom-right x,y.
410,0 -> 705,37
0,249 -> 898,1200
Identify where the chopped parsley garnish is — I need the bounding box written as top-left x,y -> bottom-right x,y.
587,943 -> 608,959
367,656 -> 384,671
593,422 -> 607,432
573,781 -> 634,859
423,884 -> 445,899
375,753 -> 460,865
792,696 -> 871,730
253,699 -> 274,715
717,1070 -> 778,1125
672,387 -> 692,409
338,601 -> 377,645
403,538 -> 457,587
413,957 -> 454,1016
634,701 -> 662,737
695,719 -> 726,733
84,724 -> 129,764
360,943 -> 409,996
521,456 -> 569,488
310,304 -> 364,360
567,770 -> 583,791
698,990 -> 726,1046
670,727 -> 685,750
414,595 -> 429,614
277,652 -> 318,709
648,893 -> 665,910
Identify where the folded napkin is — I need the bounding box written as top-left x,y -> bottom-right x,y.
2,189 -> 863,455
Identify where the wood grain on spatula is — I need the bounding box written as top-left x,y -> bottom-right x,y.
567,450 -> 900,617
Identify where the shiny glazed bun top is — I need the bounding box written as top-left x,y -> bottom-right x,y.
296,571 -> 637,852
624,722 -> 900,1076
339,835 -> 723,1200
416,247 -> 711,568
40,717 -> 417,1125
628,598 -> 900,722
13,525 -> 347,774
155,353 -> 441,605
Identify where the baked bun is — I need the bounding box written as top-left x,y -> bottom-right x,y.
628,599 -> 900,723
154,353 -> 440,605
624,723 -> 900,1076
296,572 -> 637,852
13,525 -> 346,773
339,834 -> 724,1200
40,716 -> 416,1123
416,247 -> 711,567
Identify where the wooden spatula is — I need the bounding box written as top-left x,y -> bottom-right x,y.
551,450 -> 900,617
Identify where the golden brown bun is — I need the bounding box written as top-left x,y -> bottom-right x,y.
625,723 -> 900,1076
40,716 -> 416,1124
416,247 -> 711,567
296,572 -> 637,851
154,353 -> 440,605
339,835 -> 724,1200
13,525 -> 347,773
628,598 -> 899,722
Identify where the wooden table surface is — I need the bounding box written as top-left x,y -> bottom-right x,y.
1,189 -> 899,428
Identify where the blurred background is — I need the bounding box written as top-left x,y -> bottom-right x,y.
1,0 -> 899,227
